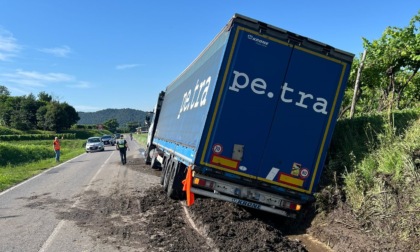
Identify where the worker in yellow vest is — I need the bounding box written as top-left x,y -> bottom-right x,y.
116,134 -> 128,165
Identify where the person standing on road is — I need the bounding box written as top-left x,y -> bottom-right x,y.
116,134 -> 128,165
53,136 -> 61,162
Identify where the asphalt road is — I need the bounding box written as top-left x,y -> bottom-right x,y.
0,138 -> 159,252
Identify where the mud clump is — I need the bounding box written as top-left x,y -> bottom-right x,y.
189,197 -> 307,252
54,184 -> 307,251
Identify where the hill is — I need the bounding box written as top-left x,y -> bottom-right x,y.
77,108 -> 147,126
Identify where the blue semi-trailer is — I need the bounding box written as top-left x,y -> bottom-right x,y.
145,14 -> 354,218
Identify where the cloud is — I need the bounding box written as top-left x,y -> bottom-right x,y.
39,45 -> 71,57
0,28 -> 21,61
67,81 -> 91,89
5,85 -> 26,95
0,69 -> 77,88
116,64 -> 140,70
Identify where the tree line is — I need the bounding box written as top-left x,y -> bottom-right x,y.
0,87 -> 79,132
342,11 -> 420,122
78,108 -> 147,127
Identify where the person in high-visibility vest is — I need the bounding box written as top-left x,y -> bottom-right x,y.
53,136 -> 61,162
116,135 -> 128,165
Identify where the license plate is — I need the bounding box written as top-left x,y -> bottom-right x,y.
231,198 -> 261,210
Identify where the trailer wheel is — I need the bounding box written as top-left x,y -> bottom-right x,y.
160,156 -> 169,185
166,161 -> 186,199
163,158 -> 173,191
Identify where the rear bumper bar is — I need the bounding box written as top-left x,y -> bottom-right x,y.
191,187 -> 296,218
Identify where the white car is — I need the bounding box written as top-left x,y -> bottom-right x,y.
85,137 -> 105,153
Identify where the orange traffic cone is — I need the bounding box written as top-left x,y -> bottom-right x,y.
182,166 -> 195,206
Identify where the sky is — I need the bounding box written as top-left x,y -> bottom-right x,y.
0,1 -> 418,112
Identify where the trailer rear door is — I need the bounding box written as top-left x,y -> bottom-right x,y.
199,23 -> 351,195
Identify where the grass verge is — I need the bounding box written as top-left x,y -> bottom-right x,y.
0,139 -> 86,191
132,132 -> 148,147
316,110 -> 420,249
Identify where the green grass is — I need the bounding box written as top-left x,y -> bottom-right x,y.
132,132 -> 148,147
344,118 -> 420,207
0,128 -> 119,192
0,132 -> 148,192
317,109 -> 420,245
0,139 -> 86,191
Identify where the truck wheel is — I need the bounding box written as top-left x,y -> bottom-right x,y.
163,158 -> 173,191
145,146 -> 154,165
151,154 -> 160,169
160,156 -> 169,185
167,162 -> 186,199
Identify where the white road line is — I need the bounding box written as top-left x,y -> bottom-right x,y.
38,151 -> 114,252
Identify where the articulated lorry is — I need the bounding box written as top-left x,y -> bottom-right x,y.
145,14 -> 353,218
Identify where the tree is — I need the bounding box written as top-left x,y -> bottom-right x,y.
0,89 -> 79,131
9,96 -> 35,130
126,121 -> 140,132
43,102 -> 61,132
36,105 -> 48,130
21,94 -> 39,128
37,91 -> 52,103
104,118 -> 119,133
362,11 -> 420,123
0,95 -> 14,126
10,109 -> 32,130
0,85 -> 10,96
60,102 -> 80,129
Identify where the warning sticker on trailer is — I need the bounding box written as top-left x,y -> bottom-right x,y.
212,144 -> 223,154
300,168 -> 309,179
291,163 -> 301,177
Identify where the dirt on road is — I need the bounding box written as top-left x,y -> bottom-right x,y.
22,155 -> 414,252
47,156 -> 309,251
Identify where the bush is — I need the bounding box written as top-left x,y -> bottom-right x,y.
62,129 -> 112,139
0,133 -> 76,141
0,142 -> 52,166
0,126 -> 22,135
322,109 -> 420,187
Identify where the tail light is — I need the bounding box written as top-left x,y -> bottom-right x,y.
193,178 -> 215,190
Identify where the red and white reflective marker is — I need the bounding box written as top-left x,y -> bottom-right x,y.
300,168 -> 309,179
212,144 -> 223,154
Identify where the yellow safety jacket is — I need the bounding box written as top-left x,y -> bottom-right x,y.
117,139 -> 126,149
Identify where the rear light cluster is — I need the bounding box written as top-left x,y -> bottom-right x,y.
193,178 -> 215,190
281,201 -> 301,211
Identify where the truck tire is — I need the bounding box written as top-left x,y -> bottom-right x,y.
145,146 -> 154,165
151,155 -> 159,169
163,158 -> 173,191
160,156 -> 169,185
166,161 -> 186,199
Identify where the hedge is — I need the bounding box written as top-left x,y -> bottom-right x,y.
0,133 -> 76,141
